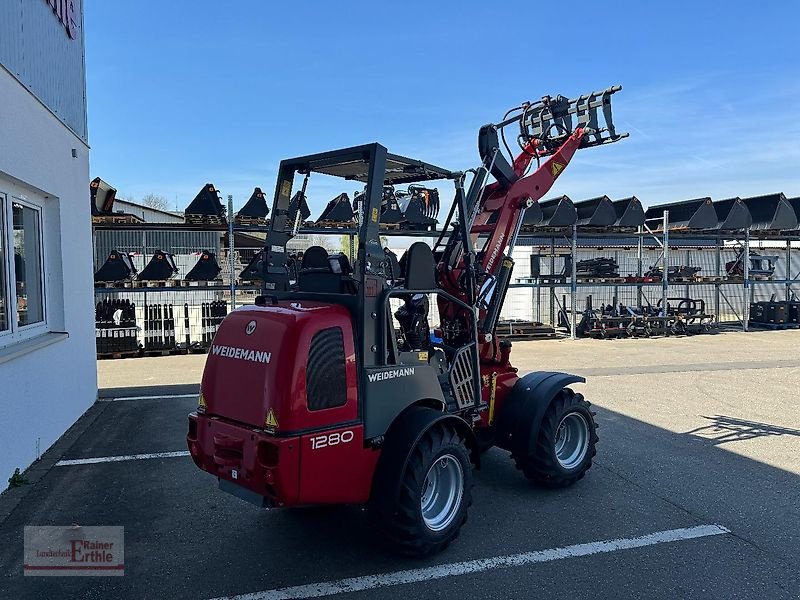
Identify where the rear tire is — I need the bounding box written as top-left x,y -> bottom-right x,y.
374,423 -> 472,556
513,389 -> 598,488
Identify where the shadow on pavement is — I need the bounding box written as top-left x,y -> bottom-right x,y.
0,400 -> 798,599
684,415 -> 800,444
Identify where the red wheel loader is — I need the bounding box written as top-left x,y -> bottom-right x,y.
188,86 -> 627,555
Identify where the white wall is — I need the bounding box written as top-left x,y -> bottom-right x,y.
0,65 -> 95,483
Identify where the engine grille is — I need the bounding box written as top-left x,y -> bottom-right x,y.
449,345 -> 477,410
307,327 -> 347,411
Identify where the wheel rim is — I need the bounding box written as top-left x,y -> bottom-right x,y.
554,412 -> 590,470
420,454 -> 464,532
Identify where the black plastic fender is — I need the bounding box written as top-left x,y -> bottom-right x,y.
369,405 -> 478,514
494,371 -> 585,456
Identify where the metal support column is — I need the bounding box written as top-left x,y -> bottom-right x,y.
742,230 -> 750,331
227,195 -> 236,310
662,211 -> 669,316
549,236 -> 556,327
714,238 -> 721,324
636,225 -> 644,308
570,224 -> 577,340
786,239 -> 791,302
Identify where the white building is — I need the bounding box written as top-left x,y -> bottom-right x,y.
0,0 -> 95,486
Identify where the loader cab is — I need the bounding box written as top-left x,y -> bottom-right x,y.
259,143 -> 481,439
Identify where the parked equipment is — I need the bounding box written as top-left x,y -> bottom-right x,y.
95,299 -> 139,355
396,185 -> 440,230
316,192 -> 356,224
576,294 -> 713,338
575,257 -> 619,279
188,85 -> 626,555
94,250 -> 137,283
185,251 -> 222,281
238,249 -> 266,281
138,250 -> 179,281
185,183 -> 226,224
726,247 -> 779,278
236,187 -> 270,224
644,264 -> 702,280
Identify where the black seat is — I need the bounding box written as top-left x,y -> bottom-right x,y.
298,246 -> 355,293
400,242 -> 437,290
301,246 -> 330,270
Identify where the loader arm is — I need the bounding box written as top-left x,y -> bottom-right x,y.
436,86 -> 626,344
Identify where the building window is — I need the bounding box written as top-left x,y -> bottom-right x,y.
0,194 -> 7,332
0,190 -> 47,343
12,202 -> 45,327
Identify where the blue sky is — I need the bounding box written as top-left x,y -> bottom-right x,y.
86,1 -> 800,216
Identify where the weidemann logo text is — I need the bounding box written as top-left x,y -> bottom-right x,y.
211,345 -> 271,363
368,367 -> 415,382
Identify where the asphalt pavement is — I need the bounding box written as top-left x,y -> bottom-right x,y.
1,331 -> 798,599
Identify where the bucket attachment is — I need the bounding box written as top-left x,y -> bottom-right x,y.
645,198 -> 718,230
185,251 -> 222,281
94,250 -> 137,283
381,186 -> 405,224
316,193 -> 355,224
185,184 -> 226,224
725,248 -> 779,278
138,250 -> 179,281
788,197 -> 800,229
574,196 -> 617,227
538,195 -> 577,227
520,86 -> 628,156
739,193 -> 797,230
236,187 -> 270,224
239,249 -> 266,281
712,197 -> 752,230
399,186 -> 439,230
611,196 -> 646,228
521,202 -> 544,227
90,177 -> 117,215
287,191 -> 311,228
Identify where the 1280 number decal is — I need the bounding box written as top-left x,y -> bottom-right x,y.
310,430 -> 354,450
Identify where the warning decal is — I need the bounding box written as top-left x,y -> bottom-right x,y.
550,161 -> 565,178
265,408 -> 279,429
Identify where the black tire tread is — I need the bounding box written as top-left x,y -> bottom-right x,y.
378,423 -> 473,556
513,389 -> 598,488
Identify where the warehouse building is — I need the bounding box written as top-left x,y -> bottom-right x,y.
0,0 -> 94,485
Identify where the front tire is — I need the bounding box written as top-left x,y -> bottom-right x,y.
514,389 -> 598,488
374,423 -> 473,556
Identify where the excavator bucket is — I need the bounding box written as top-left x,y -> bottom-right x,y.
521,202 -> 544,227
574,196 -> 617,227
239,249 -> 266,281
713,197 -> 752,230
520,86 -> 628,156
316,193 -> 355,224
185,183 -> 226,224
94,250 -> 137,283
380,187 -> 405,224
538,195 -> 577,227
138,250 -> 179,281
787,197 -> 800,231
185,251 -> 222,281
235,187 -> 270,224
287,191 -> 311,227
90,177 -> 117,215
612,197 -> 646,228
400,186 -> 439,230
740,193 -> 797,230
645,198 -> 718,230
